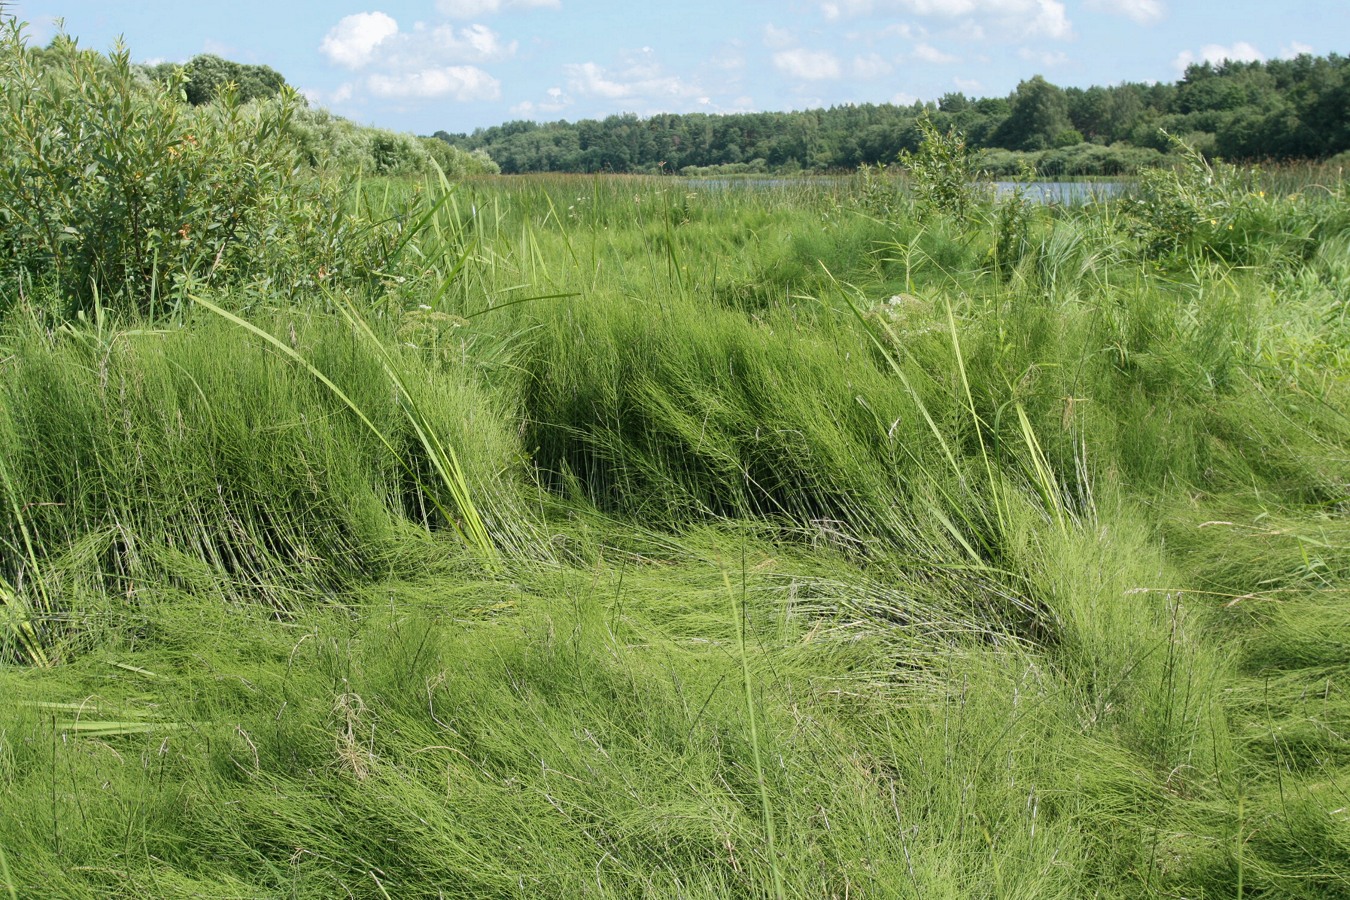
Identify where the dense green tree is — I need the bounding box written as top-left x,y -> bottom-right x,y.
995,75 -> 1073,151
1067,86 -> 1112,142
176,54 -> 288,105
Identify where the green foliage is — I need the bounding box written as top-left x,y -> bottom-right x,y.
898,115 -> 989,223
284,109 -> 499,177
1120,134 -> 1281,264
850,161 -> 903,219
439,53 -> 1347,175
978,143 -> 1164,177
996,75 -> 1073,151
1054,127 -> 1085,147
2,50 -> 1350,895
0,310 -> 526,659
0,22 -> 348,314
420,136 -> 500,177
678,159 -> 769,177
175,53 -> 289,106
989,175 -> 1037,278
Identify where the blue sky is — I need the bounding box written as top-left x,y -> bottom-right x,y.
8,1 -> 1344,136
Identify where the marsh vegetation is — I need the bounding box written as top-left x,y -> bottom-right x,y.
2,18 -> 1349,899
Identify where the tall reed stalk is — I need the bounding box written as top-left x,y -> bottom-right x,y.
193,295 -> 498,565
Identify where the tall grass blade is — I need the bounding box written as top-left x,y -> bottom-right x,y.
326,287 -> 498,564
192,294 -> 498,565
826,267 -> 988,565
0,450 -> 51,667
1014,403 -> 1069,536
945,297 -> 1007,534
719,560 -> 785,900
0,840 -> 15,900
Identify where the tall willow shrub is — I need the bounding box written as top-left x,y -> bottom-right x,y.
0,19 -> 371,315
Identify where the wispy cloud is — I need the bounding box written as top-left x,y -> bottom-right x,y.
562,49 -> 706,105
817,0 -> 1072,40
424,23 -> 517,63
1018,46 -> 1068,66
773,47 -> 844,80
369,66 -> 500,99
763,24 -> 795,49
879,23 -> 924,40
1086,0 -> 1164,25
852,53 -> 894,78
913,43 -> 959,64
511,85 -> 569,117
435,0 -> 560,18
564,61 -> 633,99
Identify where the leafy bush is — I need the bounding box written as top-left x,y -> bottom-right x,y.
850,161 -> 903,220
978,144 -> 1165,178
1119,134 -> 1275,264
284,108 -> 498,177
899,114 -> 990,223
990,178 -> 1036,278
140,53 -> 290,106
678,159 -> 769,177
1035,142 -> 1164,177
419,135 -> 500,177
0,21 -> 353,315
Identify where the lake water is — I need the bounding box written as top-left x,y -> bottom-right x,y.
992,181 -> 1126,204
681,177 -> 1128,205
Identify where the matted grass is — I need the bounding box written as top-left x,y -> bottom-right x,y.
2,169 -> 1348,897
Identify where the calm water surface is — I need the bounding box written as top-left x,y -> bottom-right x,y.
682,177 -> 1127,204
993,181 -> 1126,203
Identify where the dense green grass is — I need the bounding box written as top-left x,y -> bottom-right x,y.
2,168 -> 1348,897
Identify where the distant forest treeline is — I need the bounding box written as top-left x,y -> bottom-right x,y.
434,54 -> 1350,175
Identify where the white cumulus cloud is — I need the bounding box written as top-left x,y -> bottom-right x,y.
773,48 -> 843,80
1019,0 -> 1071,39
564,61 -> 633,99
319,10 -> 518,109
321,12 -> 399,69
368,66 -> 501,100
423,22 -> 517,62
1086,0 -> 1163,25
436,0 -> 559,17
321,12 -> 516,71
1173,41 -> 1263,73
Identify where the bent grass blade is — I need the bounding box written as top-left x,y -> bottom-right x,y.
20,701 -> 181,737
0,450 -> 51,667
192,294 -> 499,567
